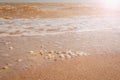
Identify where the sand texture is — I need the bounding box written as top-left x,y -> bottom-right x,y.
0,3 -> 120,19
0,31 -> 120,80
0,3 -> 120,80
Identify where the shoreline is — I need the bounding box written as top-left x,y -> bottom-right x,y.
0,26 -> 120,80
0,2 -> 120,80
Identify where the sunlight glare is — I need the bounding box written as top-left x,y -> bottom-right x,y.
101,0 -> 120,10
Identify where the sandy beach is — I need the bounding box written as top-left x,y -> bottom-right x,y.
0,3 -> 120,80
0,30 -> 120,80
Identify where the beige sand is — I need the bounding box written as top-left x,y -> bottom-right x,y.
0,3 -> 120,80
0,30 -> 120,80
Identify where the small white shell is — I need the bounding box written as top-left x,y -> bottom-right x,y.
76,51 -> 89,56
2,66 -> 9,70
29,51 -> 34,54
66,50 -> 72,55
9,46 -> 13,50
65,54 -> 71,59
48,54 -> 52,57
59,54 -> 65,59
71,52 -> 77,57
17,59 -> 23,62
47,54 -> 55,59
66,50 -> 77,57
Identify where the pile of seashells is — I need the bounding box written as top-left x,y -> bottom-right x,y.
29,50 -> 89,61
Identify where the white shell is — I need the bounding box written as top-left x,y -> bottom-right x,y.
59,54 -> 65,58
66,50 -> 77,57
76,51 -> 89,56
9,46 -> 13,50
29,51 -> 34,54
48,54 -> 55,58
66,50 -> 73,55
65,54 -> 71,59
18,59 -> 23,62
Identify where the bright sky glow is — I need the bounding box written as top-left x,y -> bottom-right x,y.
0,0 -> 120,10
101,0 -> 120,10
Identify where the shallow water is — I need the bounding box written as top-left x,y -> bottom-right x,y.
0,17 -> 120,36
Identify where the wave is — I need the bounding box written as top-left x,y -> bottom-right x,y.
0,17 -> 120,36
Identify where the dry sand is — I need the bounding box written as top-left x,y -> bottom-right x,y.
0,3 -> 120,80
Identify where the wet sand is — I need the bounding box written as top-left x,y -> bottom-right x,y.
0,3 -> 120,80
0,30 -> 120,80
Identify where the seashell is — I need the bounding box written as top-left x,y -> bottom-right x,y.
76,51 -> 89,56
83,53 -> 89,56
3,16 -> 11,19
29,51 -> 37,56
29,51 -> 34,54
78,52 -> 84,56
2,66 -> 9,70
57,51 -> 62,54
49,50 -> 55,54
71,52 -> 77,57
48,54 -> 52,57
59,54 -> 65,59
47,54 -> 53,60
65,54 -> 71,59
66,50 -> 77,57
9,46 -> 13,50
66,50 -> 73,54
39,50 -> 44,55
17,59 -> 23,62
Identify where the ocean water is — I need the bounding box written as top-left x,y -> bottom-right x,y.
0,0 -> 98,3
0,17 -> 120,36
